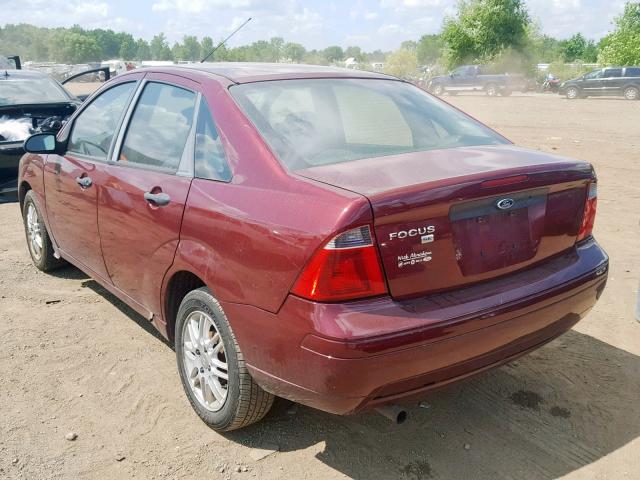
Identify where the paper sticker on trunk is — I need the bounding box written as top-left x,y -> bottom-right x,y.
398,251 -> 432,268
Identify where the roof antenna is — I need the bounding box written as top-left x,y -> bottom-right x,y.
200,17 -> 252,63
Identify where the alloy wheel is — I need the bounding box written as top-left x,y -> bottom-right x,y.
26,204 -> 43,261
624,87 -> 638,100
181,310 -> 229,412
567,87 -> 579,99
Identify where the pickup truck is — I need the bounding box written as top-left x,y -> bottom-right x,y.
427,65 -> 524,97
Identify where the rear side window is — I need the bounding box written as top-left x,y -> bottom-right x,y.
195,97 -> 232,182
231,79 -> 506,170
68,82 -> 135,159
624,67 -> 640,77
119,82 -> 196,171
603,68 -> 623,78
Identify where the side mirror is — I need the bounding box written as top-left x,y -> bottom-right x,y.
24,133 -> 58,154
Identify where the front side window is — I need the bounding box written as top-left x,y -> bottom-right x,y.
119,82 -> 196,171
584,69 -> 603,80
231,79 -> 506,170
68,82 -> 136,159
195,98 -> 232,182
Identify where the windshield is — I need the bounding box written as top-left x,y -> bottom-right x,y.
0,75 -> 71,106
231,79 -> 507,170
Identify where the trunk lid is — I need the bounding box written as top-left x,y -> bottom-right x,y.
298,145 -> 593,299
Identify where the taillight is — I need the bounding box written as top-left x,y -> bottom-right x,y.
577,182 -> 597,242
291,225 -> 387,302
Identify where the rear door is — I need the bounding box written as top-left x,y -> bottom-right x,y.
44,78 -> 140,279
98,73 -> 197,316
602,68 -> 624,95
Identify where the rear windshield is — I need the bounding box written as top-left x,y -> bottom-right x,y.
230,79 -> 507,170
0,75 -> 70,106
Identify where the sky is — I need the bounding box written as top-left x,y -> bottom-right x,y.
0,0 -> 628,51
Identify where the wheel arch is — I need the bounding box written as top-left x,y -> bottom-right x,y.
163,270 -> 207,343
18,180 -> 32,210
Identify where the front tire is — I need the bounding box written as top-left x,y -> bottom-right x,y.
431,84 -> 444,96
566,86 -> 580,99
22,190 -> 65,272
485,83 -> 499,97
175,287 -> 274,431
623,86 -> 639,100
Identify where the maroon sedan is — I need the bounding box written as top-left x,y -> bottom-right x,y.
18,63 -> 607,431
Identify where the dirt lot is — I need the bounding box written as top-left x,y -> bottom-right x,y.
1,93 -> 639,480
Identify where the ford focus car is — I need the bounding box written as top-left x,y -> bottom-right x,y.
18,63 -> 608,431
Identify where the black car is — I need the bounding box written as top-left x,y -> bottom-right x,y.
559,66 -> 640,100
0,59 -> 108,202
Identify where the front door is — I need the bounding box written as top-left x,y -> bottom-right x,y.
581,69 -> 604,95
98,74 -> 197,316
44,80 -> 139,279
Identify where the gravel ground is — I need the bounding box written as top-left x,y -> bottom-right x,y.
0,92 -> 639,480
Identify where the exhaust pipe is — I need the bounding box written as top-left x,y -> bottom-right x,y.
375,404 -> 407,424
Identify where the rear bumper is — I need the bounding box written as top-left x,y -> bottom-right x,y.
224,239 -> 608,415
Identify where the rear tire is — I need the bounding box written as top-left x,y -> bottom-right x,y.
175,287 -> 274,431
22,190 -> 65,272
623,86 -> 639,100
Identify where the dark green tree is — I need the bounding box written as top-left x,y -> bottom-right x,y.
323,45 -> 344,63
416,34 -> 443,65
150,33 -> 172,61
284,42 -> 306,62
442,0 -> 531,67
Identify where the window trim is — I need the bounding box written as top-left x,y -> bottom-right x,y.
110,79 -> 199,176
65,80 -> 140,163
194,96 -> 233,183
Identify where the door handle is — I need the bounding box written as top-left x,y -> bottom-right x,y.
75,176 -> 92,188
144,191 -> 171,207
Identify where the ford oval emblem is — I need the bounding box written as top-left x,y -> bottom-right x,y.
496,198 -> 515,210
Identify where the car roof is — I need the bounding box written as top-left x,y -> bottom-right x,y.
141,62 -> 394,84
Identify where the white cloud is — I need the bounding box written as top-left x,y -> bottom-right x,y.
377,23 -> 403,35
151,0 -> 252,13
0,0 -> 110,26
